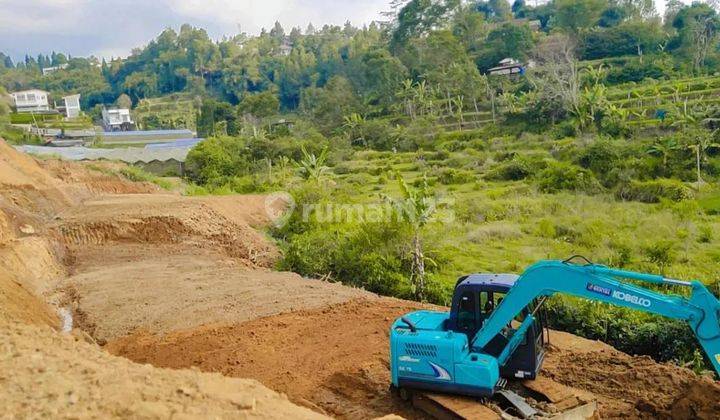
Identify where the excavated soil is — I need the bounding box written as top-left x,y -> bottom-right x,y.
107,298 -> 720,420
0,319 -> 324,419
107,298 -> 429,419
0,139 -> 332,418
53,193 -> 280,268
60,249 -> 374,343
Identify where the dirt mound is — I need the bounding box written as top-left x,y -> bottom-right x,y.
0,141 -> 77,214
0,319 -> 325,419
107,298 -> 720,420
0,270 -> 58,327
542,337 -> 720,419
39,159 -> 162,195
61,251 -> 374,343
107,298 -> 436,419
54,194 -> 279,267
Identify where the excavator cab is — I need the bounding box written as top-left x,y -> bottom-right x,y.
447,274 -> 548,380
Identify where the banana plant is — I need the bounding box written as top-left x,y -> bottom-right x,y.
686,131 -> 720,187
646,137 -> 679,169
389,172 -> 438,301
670,100 -> 699,130
583,64 -> 606,87
499,92 -> 521,114
297,145 -> 330,184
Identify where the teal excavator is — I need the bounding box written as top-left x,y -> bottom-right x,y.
390,257 -> 720,398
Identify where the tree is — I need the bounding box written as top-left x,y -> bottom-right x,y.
390,173 -> 437,301
360,48 -> 408,111
238,91 -> 280,118
673,3 -> 720,72
115,93 -> 132,109
475,23 -> 535,72
580,20 -> 665,60
197,99 -> 240,137
476,0 -> 512,21
300,76 -> 362,131
555,0 -> 608,35
123,72 -> 158,101
391,0 -> 461,51
530,34 -> 581,122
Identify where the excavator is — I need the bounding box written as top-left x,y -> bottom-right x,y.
390,257 -> 720,417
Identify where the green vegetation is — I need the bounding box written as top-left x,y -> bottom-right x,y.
4,0 -> 720,372
116,165 -> 173,190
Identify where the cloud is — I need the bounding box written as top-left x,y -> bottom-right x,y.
0,0 -> 390,60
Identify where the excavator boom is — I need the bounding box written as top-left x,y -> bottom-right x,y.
471,259 -> 720,375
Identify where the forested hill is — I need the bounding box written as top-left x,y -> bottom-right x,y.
0,0 -> 718,129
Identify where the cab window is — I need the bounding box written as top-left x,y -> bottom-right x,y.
457,291 -> 477,332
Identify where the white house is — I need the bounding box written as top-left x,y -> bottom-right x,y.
10,89 -> 50,113
42,63 -> 68,76
488,58 -> 526,76
102,107 -> 134,131
56,94 -> 81,118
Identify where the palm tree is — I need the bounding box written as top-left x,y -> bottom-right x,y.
391,173 -> 437,301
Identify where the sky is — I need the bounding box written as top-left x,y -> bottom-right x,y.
0,0 -> 391,61
0,0 -> 692,62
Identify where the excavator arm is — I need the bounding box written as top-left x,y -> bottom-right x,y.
471,258 -> 720,376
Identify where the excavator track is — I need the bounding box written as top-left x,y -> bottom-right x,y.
406,377 -> 598,420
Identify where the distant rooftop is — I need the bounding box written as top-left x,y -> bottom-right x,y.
100,129 -> 193,137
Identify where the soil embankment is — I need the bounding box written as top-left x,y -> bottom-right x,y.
0,139 -> 330,418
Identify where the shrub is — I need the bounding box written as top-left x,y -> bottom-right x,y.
185,136 -> 249,185
436,129 -> 486,144
604,61 -> 667,84
616,179 -> 693,203
436,168 -> 476,185
485,159 -> 532,181
535,161 -> 601,193
576,140 -> 620,175
119,166 -> 172,190
546,297 -> 704,368
642,240 -> 675,269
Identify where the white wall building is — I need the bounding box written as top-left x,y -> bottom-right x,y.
10,89 -> 50,113
102,108 -> 134,131
42,63 -> 69,76
56,94 -> 81,118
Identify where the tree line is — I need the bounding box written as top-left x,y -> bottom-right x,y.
0,0 -> 719,131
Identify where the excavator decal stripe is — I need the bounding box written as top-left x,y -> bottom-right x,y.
428,362 -> 452,381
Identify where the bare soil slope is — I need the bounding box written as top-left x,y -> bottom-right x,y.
0,139 -> 331,418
